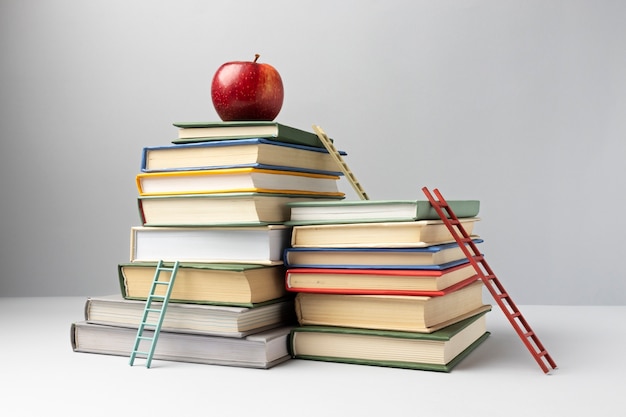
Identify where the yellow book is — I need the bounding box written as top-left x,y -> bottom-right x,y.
136,167 -> 344,197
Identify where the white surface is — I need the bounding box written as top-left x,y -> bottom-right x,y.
1,297 -> 624,416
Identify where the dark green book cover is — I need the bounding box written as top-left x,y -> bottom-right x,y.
289,309 -> 491,372
172,121 -> 330,148
286,199 -> 480,225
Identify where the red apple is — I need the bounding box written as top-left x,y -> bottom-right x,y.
211,54 -> 284,121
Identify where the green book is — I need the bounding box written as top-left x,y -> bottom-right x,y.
286,199 -> 480,225
117,262 -> 291,307
172,121 -> 330,148
289,309 -> 491,372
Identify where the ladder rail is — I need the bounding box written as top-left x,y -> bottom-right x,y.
312,125 -> 369,200
422,187 -> 557,374
129,260 -> 180,368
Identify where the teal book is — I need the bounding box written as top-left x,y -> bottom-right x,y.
289,309 -> 491,372
172,121 -> 330,148
142,138 -> 346,175
286,199 -> 480,225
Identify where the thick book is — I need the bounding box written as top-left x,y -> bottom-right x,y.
71,321 -> 294,369
84,294 -> 296,337
283,240 -> 483,269
118,262 -> 289,306
289,309 -> 491,372
136,167 -> 344,197
290,218 -> 480,248
129,225 -> 290,265
285,263 -> 478,296
295,281 -> 490,332
138,192 -> 343,227
286,199 -> 480,225
141,138 -> 346,175
172,121 -> 328,148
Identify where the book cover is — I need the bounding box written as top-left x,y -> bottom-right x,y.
141,138 -> 346,175
129,225 -> 291,265
137,192 -> 344,227
289,309 -> 491,372
71,321 -> 294,369
294,281 -> 489,332
286,199 -> 480,225
283,240 -> 483,269
290,218 -> 480,248
172,121 -> 329,148
85,294 -> 296,337
285,263 -> 479,295
118,261 -> 290,306
135,167 -> 344,197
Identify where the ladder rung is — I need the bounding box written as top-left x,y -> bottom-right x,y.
524,331 -> 535,338
146,308 -> 162,313
149,295 -> 166,300
132,351 -> 150,356
154,280 -> 171,285
138,336 -> 154,341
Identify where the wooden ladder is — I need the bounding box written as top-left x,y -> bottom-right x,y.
422,187 -> 558,374
312,125 -> 369,200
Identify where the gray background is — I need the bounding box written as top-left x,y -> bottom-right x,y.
1,0 -> 624,305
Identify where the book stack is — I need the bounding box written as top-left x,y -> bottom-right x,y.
70,121 -> 347,369
283,199 -> 493,372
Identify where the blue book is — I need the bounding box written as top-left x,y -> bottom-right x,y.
141,138 -> 346,175
283,240 -> 483,269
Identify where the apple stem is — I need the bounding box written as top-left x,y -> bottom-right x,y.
254,54 -> 260,63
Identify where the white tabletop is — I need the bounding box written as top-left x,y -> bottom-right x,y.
1,296 -> 624,416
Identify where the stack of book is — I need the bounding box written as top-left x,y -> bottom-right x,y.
70,121 -> 347,369
283,199 -> 493,372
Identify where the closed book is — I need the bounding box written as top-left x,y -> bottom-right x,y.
141,138 -> 346,175
286,199 -> 480,225
129,225 -> 290,265
118,262 -> 289,306
285,263 -> 478,295
84,294 -> 296,337
295,280 -> 489,332
172,121 -> 328,148
136,167 -> 343,197
283,240 -> 483,269
290,218 -> 480,248
138,192 -> 344,227
71,321 -> 293,369
289,309 -> 491,372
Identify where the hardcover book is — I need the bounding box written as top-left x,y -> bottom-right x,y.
118,262 -> 289,306
172,121 -> 329,148
286,199 -> 480,225
138,192 -> 344,227
290,218 -> 480,248
294,280 -> 489,332
289,309 -> 491,372
283,240 -> 483,269
129,225 -> 290,265
141,138 -> 346,175
285,263 -> 478,296
85,294 -> 296,337
135,167 -> 344,197
71,321 -> 294,369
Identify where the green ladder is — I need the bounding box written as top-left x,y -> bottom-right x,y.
129,260 -> 180,368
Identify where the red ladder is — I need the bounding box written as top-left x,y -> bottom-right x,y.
422,187 -> 557,374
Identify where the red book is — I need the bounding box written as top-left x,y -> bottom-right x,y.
285,262 -> 478,296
